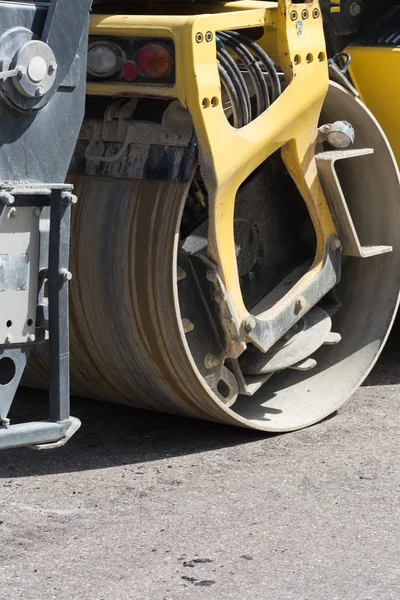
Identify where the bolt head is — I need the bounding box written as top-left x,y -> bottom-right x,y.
205,31 -> 213,42
0,192 -> 14,205
182,318 -> 194,334
8,207 -> 17,218
331,237 -> 342,251
349,2 -> 362,17
35,86 -> 44,97
196,32 -> 204,43
60,269 -> 73,282
295,299 -> 303,313
204,354 -> 220,369
28,333 -> 36,343
245,316 -> 257,333
48,61 -> 57,74
206,270 -> 217,283
5,335 -> 13,345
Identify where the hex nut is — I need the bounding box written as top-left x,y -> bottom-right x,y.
245,316 -> 257,332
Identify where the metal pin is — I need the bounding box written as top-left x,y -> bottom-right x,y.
59,269 -> 72,282
182,319 -> 194,334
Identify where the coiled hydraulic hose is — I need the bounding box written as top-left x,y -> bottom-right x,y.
217,41 -> 251,126
217,62 -> 243,128
218,31 -> 269,116
216,30 -> 281,127
228,30 -> 281,102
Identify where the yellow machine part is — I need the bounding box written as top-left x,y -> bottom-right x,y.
347,45 -> 400,166
26,1 -> 400,432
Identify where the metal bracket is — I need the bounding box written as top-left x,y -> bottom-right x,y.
316,148 -> 393,257
0,183 -> 80,450
244,237 -> 342,353
0,0 -> 91,111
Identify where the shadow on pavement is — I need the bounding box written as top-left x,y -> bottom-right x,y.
1,389 -> 266,478
2,316 -> 400,477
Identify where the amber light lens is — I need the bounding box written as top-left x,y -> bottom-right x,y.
135,44 -> 173,79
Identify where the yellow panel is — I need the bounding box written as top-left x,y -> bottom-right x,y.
347,46 -> 400,165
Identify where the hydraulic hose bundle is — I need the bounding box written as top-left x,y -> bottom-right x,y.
217,31 -> 281,127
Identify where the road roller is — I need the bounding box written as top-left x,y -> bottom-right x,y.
0,0 -> 400,449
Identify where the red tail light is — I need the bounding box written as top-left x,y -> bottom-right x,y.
122,60 -> 137,82
135,44 -> 173,79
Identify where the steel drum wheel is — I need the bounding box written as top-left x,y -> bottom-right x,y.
26,83 -> 400,431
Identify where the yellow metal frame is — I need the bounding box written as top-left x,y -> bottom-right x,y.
347,45 -> 400,166
88,0 -> 337,333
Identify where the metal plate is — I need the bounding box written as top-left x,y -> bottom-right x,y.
0,206 -> 39,344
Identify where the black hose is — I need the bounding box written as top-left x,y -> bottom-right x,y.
225,30 -> 281,102
218,31 -> 269,116
217,63 -> 243,128
217,45 -> 251,125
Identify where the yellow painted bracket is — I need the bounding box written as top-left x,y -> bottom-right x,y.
88,1 -> 338,351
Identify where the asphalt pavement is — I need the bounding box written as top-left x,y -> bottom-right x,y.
0,334 -> 399,600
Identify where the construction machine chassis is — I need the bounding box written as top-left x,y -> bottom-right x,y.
2,0 -> 400,448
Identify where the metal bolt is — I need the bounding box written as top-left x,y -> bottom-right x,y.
8,207 -> 17,218
196,32 -> 204,43
295,299 -> 303,313
245,316 -> 257,333
5,335 -> 13,345
312,8 -> 320,18
206,270 -> 217,283
1,418 -> 10,429
182,318 -> 194,334
331,236 -> 341,251
48,61 -> 57,74
60,268 -> 73,282
0,191 -> 14,205
35,86 -> 44,97
61,191 -> 78,205
33,207 -> 41,217
302,9 -> 309,19
349,2 -> 362,17
205,31 -> 213,42
290,10 -> 297,20
177,266 -> 186,282
248,271 -> 255,281
204,353 -> 220,369
27,333 -> 36,343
